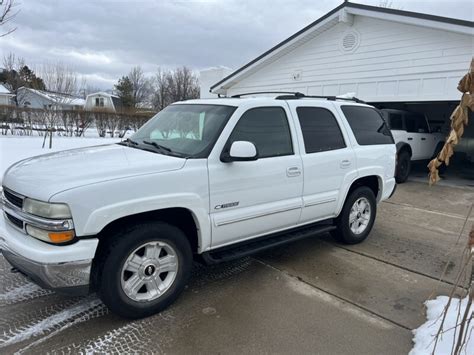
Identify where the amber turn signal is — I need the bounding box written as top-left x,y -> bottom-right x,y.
48,230 -> 75,243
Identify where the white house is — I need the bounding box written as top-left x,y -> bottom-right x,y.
202,2 -> 473,168
0,84 -> 15,106
206,2 -> 472,102
17,87 -> 85,110
84,92 -> 123,112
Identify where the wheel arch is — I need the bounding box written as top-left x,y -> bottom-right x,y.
396,142 -> 412,157
94,207 -> 202,255
336,175 -> 382,217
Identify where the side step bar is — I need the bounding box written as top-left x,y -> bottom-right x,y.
202,222 -> 336,264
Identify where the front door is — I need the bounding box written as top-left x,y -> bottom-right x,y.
208,105 -> 303,248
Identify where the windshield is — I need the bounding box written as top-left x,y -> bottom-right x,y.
130,104 -> 236,158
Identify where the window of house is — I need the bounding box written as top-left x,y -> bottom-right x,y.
95,97 -> 105,107
296,107 -> 346,153
227,107 -> 293,158
341,106 -> 394,145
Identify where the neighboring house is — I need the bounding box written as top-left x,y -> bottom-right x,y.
17,87 -> 85,110
84,92 -> 123,112
0,84 -> 15,106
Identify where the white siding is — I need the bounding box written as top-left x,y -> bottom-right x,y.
226,16 -> 473,102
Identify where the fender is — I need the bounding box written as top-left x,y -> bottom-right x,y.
82,193 -> 210,251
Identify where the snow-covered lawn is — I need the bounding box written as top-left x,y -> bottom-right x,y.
0,136 -> 121,185
411,296 -> 473,355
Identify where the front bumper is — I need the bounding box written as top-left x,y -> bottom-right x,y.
0,211 -> 98,295
1,247 -> 91,295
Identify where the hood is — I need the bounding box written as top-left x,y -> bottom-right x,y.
3,144 -> 186,201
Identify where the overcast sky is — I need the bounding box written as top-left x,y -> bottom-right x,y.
1,0 -> 472,90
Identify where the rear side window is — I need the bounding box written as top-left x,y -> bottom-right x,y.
296,107 -> 346,153
341,106 -> 394,145
406,112 -> 429,133
228,107 -> 293,158
388,113 -> 403,130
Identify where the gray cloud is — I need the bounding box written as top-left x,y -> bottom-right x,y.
1,0 -> 472,89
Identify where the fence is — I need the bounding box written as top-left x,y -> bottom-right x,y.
0,105 -> 155,138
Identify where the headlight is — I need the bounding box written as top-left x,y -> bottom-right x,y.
23,198 -> 72,219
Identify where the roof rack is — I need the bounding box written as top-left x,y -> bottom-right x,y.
231,91 -> 305,98
226,91 -> 365,103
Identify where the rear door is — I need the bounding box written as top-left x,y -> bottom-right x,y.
287,101 -> 357,224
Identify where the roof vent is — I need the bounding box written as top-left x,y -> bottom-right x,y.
340,30 -> 360,53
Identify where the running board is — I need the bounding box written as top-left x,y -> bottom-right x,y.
202,222 -> 336,264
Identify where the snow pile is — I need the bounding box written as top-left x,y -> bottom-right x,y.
410,296 -> 473,355
0,136 -> 121,185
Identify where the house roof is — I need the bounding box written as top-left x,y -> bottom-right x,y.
210,1 -> 474,93
20,87 -> 86,106
86,91 -> 120,99
0,84 -> 14,96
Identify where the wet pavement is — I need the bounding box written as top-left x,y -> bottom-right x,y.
0,181 -> 473,354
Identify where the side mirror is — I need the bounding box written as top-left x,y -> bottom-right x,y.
221,141 -> 258,162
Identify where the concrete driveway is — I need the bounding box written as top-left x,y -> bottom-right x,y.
0,181 -> 472,354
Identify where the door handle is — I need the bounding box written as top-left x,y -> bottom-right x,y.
421,137 -> 426,141
407,137 -> 413,141
340,160 -> 351,168
286,167 -> 301,177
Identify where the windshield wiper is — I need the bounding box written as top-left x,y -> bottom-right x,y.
142,140 -> 173,153
120,138 -> 139,146
142,140 -> 190,158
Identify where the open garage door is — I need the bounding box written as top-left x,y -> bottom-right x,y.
372,101 -> 474,187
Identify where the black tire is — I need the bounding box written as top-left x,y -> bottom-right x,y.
331,186 -> 376,245
97,222 -> 192,319
395,150 -> 411,183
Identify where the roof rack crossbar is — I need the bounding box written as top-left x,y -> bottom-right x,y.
231,91 -> 305,98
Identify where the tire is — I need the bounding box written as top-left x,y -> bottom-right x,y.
97,222 -> 192,319
395,150 -> 411,183
331,186 -> 376,245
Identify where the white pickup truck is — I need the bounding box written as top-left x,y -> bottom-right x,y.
1,93 -> 396,318
381,109 -> 445,183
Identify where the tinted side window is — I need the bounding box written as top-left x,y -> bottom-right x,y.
296,107 -> 346,153
228,107 -> 293,158
341,106 -> 394,145
389,113 -> 403,130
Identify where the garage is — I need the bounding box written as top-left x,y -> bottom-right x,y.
201,2 -> 473,185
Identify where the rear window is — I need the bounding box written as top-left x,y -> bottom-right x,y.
341,106 -> 394,145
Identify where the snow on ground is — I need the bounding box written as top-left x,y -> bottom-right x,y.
0,135 -> 121,185
410,296 -> 473,355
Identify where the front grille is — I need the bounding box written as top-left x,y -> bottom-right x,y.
5,212 -> 24,230
4,189 -> 23,209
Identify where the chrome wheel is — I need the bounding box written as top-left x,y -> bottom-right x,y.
349,197 -> 371,235
120,241 -> 178,302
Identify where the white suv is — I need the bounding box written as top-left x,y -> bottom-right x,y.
381,109 -> 445,183
1,93 -> 396,318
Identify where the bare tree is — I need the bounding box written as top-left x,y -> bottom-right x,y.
0,0 -> 18,37
39,62 -> 81,148
151,66 -> 199,111
128,66 -> 151,108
